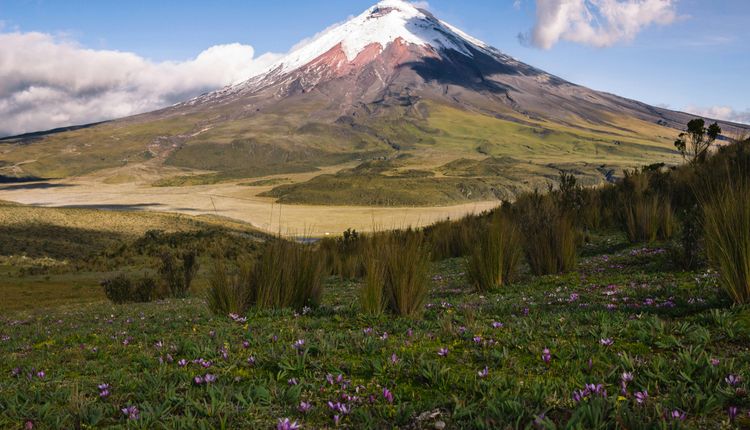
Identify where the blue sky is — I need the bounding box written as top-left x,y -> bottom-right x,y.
0,0 -> 748,135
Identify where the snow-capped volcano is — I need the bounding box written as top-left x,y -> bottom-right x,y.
266,0 -> 491,74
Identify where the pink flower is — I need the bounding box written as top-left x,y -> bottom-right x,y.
599,338 -> 614,347
390,353 -> 399,364
710,358 -> 720,366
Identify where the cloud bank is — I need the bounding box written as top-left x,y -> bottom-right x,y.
685,105 -> 750,127
521,0 -> 678,49
0,31 -> 282,136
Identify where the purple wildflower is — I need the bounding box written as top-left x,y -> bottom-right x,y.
710,358 -> 720,366
729,406 -> 738,421
288,378 -> 298,386
491,322 -> 504,329
178,359 -> 188,367
121,406 -> 140,420
36,371 -> 45,379
390,353 -> 399,364
242,340 -> 250,349
599,338 -> 614,347
478,367 -> 489,378
668,410 -> 686,421
204,374 -> 216,384
293,339 -> 306,351
542,348 -> 551,365
437,348 -> 449,357
634,390 -> 648,405
277,418 -> 300,430
299,401 -> 312,413
383,387 -> 394,403
247,356 -> 256,366
194,375 -> 204,385
726,374 -> 741,386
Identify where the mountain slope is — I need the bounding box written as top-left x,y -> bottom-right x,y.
1,0 -> 746,205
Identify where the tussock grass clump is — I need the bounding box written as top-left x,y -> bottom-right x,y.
426,216 -> 482,260
362,231 -> 430,318
465,215 -> 522,292
207,239 -> 324,314
207,256 -> 253,315
623,194 -> 674,243
515,192 -> 578,275
252,239 -> 324,311
319,229 -> 365,279
701,176 -> 750,304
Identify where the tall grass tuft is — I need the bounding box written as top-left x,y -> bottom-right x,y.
362,231 -> 430,318
515,192 -> 578,275
206,239 -> 323,314
361,244 -> 386,315
465,214 -> 522,292
252,239 -> 324,310
620,170 -> 675,243
319,229 -> 365,279
700,175 -> 750,304
206,255 -> 253,315
426,215 -> 482,260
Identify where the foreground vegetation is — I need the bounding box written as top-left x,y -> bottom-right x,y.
2,234 -> 749,429
2,128 -> 750,428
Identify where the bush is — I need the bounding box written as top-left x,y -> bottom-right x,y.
101,275 -> 156,304
515,192 -> 578,275
465,214 -> 522,292
206,256 -> 253,315
701,175 -> 750,304
363,231 -> 430,318
159,249 -> 200,298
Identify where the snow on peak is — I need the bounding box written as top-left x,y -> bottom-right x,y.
264,1 -> 492,76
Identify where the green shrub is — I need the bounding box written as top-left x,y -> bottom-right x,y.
363,231 -> 430,318
158,249 -> 200,298
515,192 -> 578,275
101,275 -> 156,304
701,175 -> 750,304
132,277 -> 156,303
465,215 -> 522,292
206,256 -> 253,315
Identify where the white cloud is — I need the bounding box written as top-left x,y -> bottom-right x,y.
0,31 -> 283,136
521,0 -> 678,49
684,105 -> 750,126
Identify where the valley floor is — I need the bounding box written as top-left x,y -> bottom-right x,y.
0,174 -> 498,237
2,232 -> 749,428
